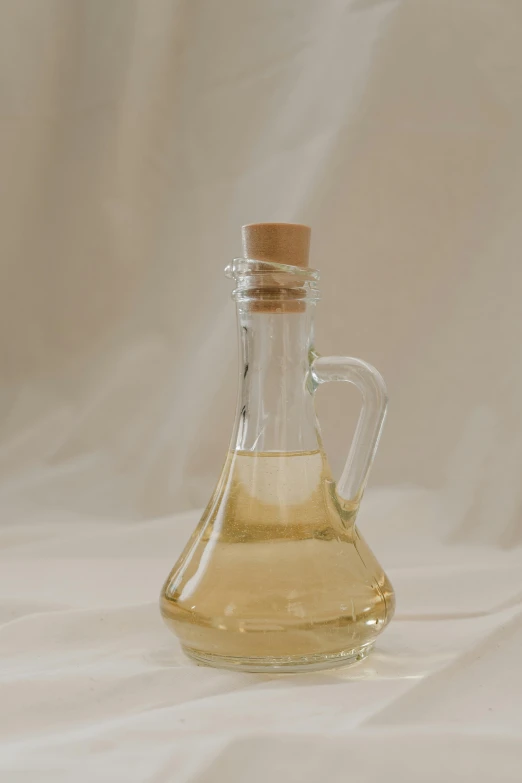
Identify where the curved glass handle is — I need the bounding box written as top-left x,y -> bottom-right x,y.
311,355 -> 388,502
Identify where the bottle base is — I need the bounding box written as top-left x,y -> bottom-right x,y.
182,642 -> 373,673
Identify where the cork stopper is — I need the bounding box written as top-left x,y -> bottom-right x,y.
239,223 -> 311,313
241,223 -> 311,268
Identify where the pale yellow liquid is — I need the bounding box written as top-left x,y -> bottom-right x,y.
160,450 -> 394,671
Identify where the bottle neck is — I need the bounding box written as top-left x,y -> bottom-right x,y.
231,304 -> 320,454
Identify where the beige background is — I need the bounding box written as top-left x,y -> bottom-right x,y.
2,0 -> 522,529
2,1 -> 522,780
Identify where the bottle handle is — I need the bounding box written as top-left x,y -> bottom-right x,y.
311,355 -> 388,502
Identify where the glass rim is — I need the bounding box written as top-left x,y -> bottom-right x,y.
226,257 -> 320,282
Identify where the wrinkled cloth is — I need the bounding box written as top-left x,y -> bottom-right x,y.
1,492 -> 522,781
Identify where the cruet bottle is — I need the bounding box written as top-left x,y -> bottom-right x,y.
160,223 -> 395,672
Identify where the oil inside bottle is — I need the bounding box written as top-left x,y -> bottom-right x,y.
160,449 -> 394,671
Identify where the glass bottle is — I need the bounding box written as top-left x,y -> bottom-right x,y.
160,223 -> 395,672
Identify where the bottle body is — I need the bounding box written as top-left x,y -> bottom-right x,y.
160,243 -> 394,672
160,447 -> 394,671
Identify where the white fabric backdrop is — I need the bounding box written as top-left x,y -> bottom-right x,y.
1,1 -> 522,780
